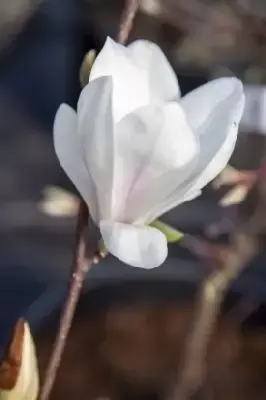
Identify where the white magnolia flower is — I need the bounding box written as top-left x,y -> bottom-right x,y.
54,37 -> 245,269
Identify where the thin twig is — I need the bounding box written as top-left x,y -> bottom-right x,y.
38,1 -> 140,399
117,0 -> 139,44
38,200 -> 91,400
171,231 -> 256,400
170,172 -> 266,400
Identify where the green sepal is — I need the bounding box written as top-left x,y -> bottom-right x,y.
150,219 -> 184,243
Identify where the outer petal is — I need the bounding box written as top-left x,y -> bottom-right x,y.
53,104 -> 98,221
78,77 -> 115,221
110,102 -> 198,222
100,221 -> 168,268
128,40 -> 180,101
89,37 -> 149,123
181,77 -> 245,190
181,78 -> 242,133
139,78 -> 245,222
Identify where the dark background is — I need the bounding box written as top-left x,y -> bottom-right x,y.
1,0 -> 266,350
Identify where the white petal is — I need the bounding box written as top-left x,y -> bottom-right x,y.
100,221 -> 167,268
181,77 -> 245,190
89,37 -> 149,122
78,77 -> 115,221
53,104 -> 98,222
136,79 -> 245,222
112,102 -> 198,223
128,40 -> 180,101
181,78 -> 242,133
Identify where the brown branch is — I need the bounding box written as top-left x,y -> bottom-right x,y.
117,0 -> 139,44
38,200 -> 92,400
38,1 -> 140,399
170,173 -> 266,400
171,232 -> 256,400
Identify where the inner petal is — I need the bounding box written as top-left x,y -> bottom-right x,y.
111,102 -> 198,222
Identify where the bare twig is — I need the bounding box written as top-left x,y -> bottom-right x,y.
172,232 -> 256,400
38,1 -> 140,399
117,0 -> 139,44
38,200 -> 92,400
170,173 -> 266,400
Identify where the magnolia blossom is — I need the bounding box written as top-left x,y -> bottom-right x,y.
53,37 -> 245,269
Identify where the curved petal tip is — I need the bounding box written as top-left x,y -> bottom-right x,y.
100,221 -> 168,269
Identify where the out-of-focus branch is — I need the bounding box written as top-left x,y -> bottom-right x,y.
117,0 -> 139,44
38,200 -> 92,400
170,170 -> 266,400
0,0 -> 40,52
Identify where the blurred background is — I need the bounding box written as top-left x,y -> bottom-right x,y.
1,0 -> 266,348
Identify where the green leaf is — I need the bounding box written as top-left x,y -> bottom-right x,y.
150,220 -> 184,243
